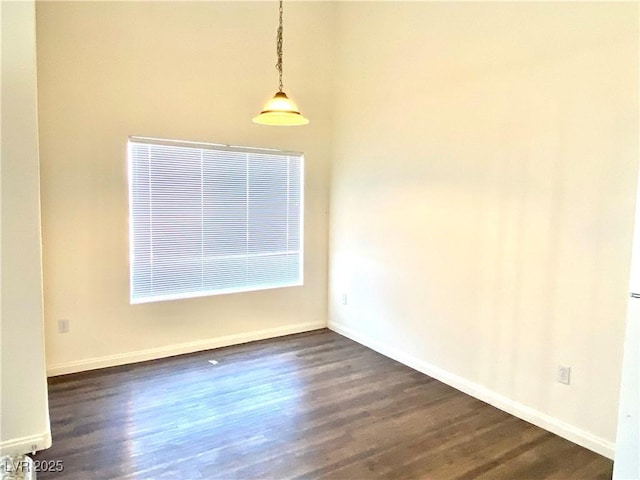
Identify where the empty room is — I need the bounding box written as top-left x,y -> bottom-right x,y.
2,0 -> 639,479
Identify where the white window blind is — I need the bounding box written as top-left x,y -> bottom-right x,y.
128,137 -> 303,304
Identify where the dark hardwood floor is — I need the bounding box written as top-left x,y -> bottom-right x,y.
34,329 -> 613,479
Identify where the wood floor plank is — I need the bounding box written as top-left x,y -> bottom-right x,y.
33,329 -> 612,479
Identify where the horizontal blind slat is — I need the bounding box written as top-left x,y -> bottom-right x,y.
128,139 -> 303,303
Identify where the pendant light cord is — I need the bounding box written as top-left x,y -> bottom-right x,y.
252,0 -> 308,124
276,0 -> 284,92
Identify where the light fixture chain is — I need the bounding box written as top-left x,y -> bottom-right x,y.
276,0 -> 284,92
253,0 -> 308,125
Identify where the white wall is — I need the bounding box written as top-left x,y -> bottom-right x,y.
0,0 -> 52,455
329,2 -> 639,458
613,297 -> 640,479
36,1 -> 335,375
613,167 -> 640,478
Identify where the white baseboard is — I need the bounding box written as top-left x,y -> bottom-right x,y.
0,430 -> 52,456
47,321 -> 326,377
329,321 -> 615,459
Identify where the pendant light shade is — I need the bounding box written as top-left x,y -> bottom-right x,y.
253,0 -> 309,126
253,91 -> 309,126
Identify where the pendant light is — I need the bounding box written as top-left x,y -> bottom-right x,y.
253,0 -> 309,126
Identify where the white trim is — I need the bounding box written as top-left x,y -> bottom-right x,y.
328,321 -> 615,459
129,136 -> 303,157
0,430 -> 52,456
47,321 -> 325,377
130,281 -> 304,305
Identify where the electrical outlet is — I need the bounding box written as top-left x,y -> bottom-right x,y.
58,319 -> 70,334
558,365 -> 571,385
341,293 -> 348,306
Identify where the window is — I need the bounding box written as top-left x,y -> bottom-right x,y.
128,137 -> 303,304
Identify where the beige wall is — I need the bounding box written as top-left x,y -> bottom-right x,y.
36,0 -> 640,460
1,0 -> 51,454
36,1 -> 334,374
328,2 -> 638,458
